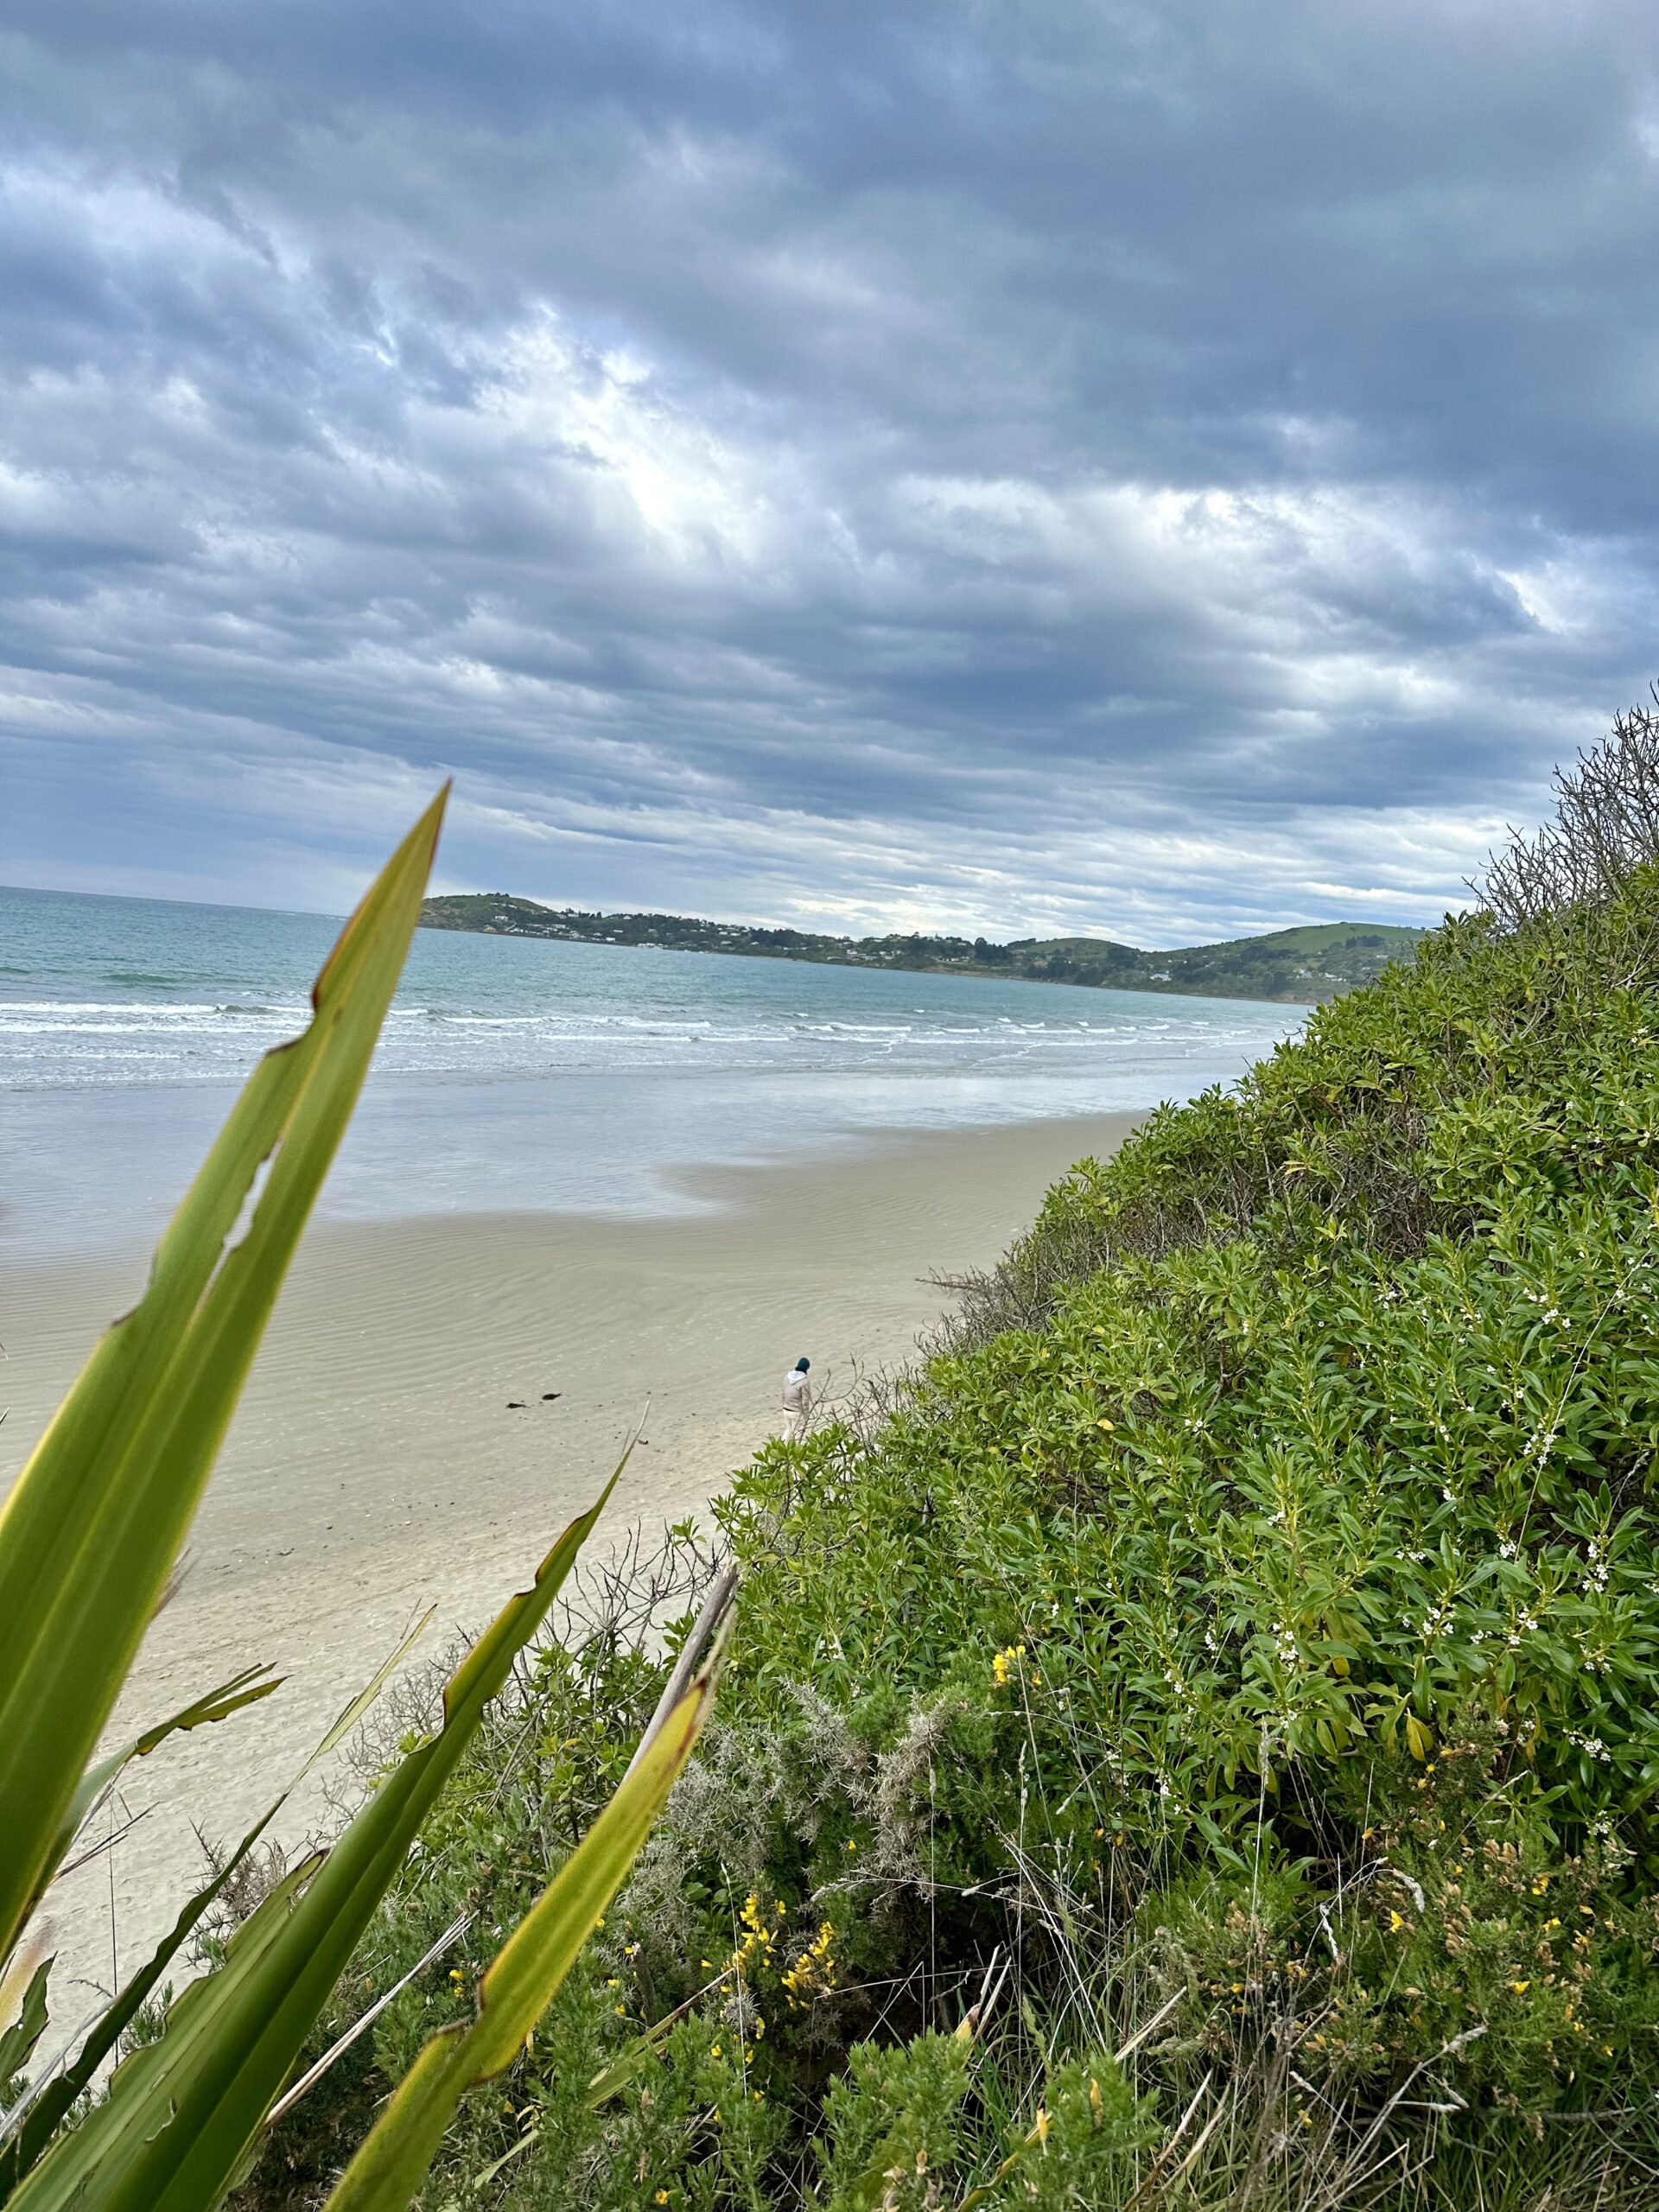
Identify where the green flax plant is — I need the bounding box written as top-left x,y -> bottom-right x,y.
0,794 -> 721,2212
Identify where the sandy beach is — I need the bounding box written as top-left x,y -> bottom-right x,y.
3,1107 -> 1140,2018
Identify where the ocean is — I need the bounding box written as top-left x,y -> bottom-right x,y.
0,885 -> 1300,1259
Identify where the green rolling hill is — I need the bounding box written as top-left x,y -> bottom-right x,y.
419,893 -> 1427,1003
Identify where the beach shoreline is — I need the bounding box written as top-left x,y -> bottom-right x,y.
5,1107 -> 1141,2015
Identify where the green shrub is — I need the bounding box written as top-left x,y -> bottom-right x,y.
816,2031 -> 973,2209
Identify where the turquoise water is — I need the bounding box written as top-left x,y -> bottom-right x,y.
0,886 -> 1300,1255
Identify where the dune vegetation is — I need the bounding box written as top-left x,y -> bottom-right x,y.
234,702 -> 1659,2209
15,702 -> 1659,2209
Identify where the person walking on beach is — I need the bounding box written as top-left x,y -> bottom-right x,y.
782,1356 -> 812,1439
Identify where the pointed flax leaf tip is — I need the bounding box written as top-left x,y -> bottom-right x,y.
441,1440 -> 631,1728
304,1609 -> 435,1777
29,1666 -> 284,1931
0,791 -> 447,1969
0,1955 -> 52,2090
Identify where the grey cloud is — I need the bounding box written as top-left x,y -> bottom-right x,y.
3,1 -> 1658,938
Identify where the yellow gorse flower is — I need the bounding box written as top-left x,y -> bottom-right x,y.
782,1921 -> 838,2008
729,1890 -> 782,1980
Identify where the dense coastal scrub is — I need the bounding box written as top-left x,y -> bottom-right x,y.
245,720 -> 1659,2208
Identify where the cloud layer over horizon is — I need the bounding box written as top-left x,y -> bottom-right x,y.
3,1 -> 1658,944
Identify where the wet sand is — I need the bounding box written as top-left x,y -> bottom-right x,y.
2,1109 -> 1140,2018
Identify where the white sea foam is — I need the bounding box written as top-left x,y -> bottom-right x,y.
0,886 -> 1301,1249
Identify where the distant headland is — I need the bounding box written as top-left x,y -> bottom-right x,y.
418,891 -> 1425,1003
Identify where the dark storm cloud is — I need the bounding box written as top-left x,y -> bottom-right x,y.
2,0 -> 1658,936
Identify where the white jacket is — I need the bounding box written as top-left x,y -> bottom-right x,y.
782,1368 -> 811,1414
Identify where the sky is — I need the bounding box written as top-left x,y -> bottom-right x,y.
3,2 -> 1657,946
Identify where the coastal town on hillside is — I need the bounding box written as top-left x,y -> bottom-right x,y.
420,890 -> 1426,1003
